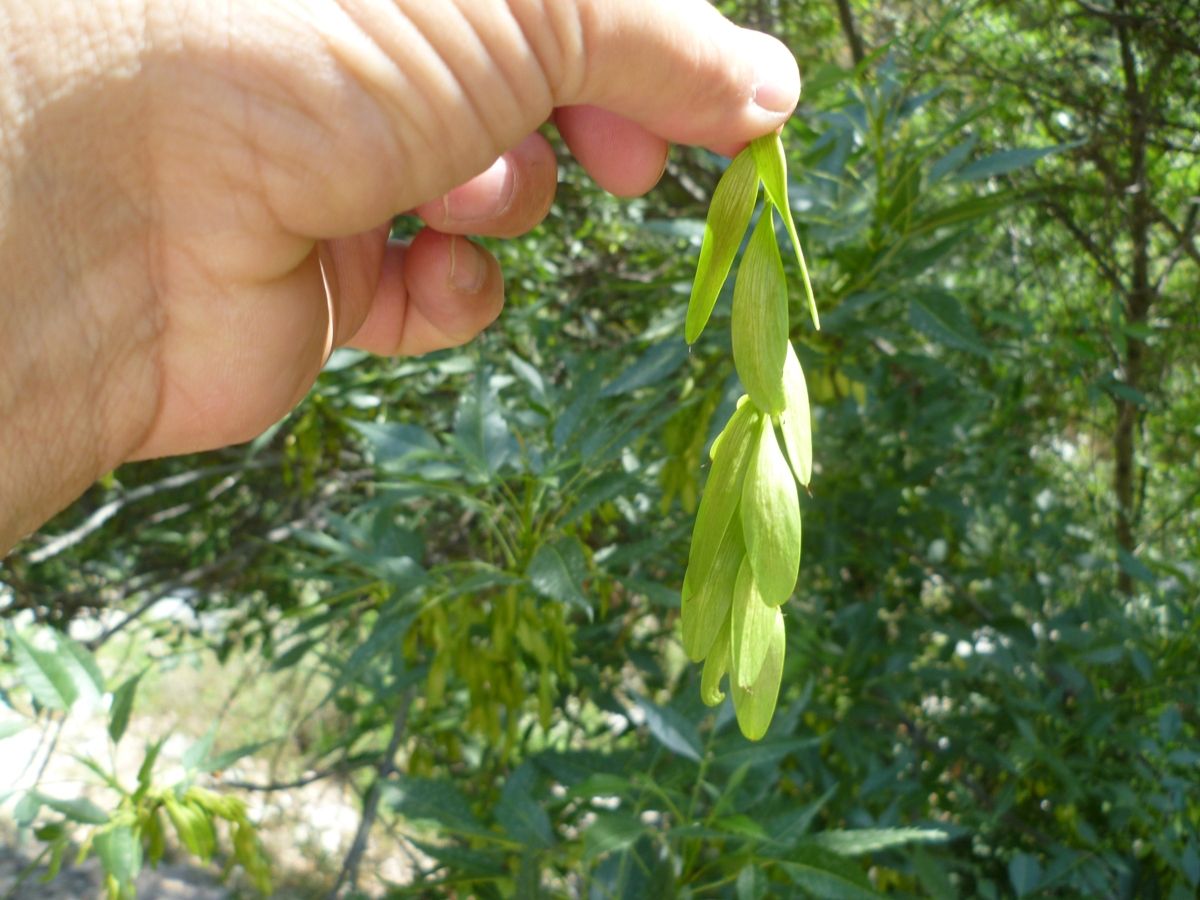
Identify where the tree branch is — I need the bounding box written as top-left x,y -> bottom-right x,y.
329,689 -> 415,899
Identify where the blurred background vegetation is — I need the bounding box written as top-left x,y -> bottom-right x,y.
3,1 -> 1199,898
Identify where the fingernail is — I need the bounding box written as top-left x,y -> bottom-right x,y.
449,236 -> 488,293
446,157 -> 515,223
744,30 -> 801,114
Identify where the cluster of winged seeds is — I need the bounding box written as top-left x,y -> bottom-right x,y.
680,134 -> 817,741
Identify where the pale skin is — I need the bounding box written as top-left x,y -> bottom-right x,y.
0,0 -> 800,555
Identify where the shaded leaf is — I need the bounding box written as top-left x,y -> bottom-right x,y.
495,762 -> 553,849
108,671 -> 143,745
527,538 -> 592,618
1009,853 -> 1043,897
600,338 -> 690,397
630,694 -> 702,762
910,290 -> 988,355
583,813 -> 645,863
954,142 -> 1081,180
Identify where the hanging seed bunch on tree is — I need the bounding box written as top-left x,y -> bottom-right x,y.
681,133 -> 817,741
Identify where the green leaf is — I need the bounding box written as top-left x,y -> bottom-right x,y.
910,192 -> 1016,234
741,416 -> 801,606
527,538 -> 592,619
732,203 -> 789,414
738,862 -> 769,900
1009,853 -> 1042,897
0,719 -> 29,741
781,861 -> 885,899
688,402 -> 761,591
686,148 -> 759,343
928,133 -> 978,183
10,633 -> 77,711
93,824 -> 142,886
516,848 -> 542,900
204,740 -> 275,773
495,762 -> 553,849
953,142 -> 1081,180
182,723 -> 218,772
137,737 -> 165,793
910,290 -> 988,356
730,607 -> 785,741
751,133 -> 819,329
730,558 -> 778,689
1159,705 -> 1182,743
55,635 -> 106,708
600,338 -> 689,397
1117,547 -> 1155,583
350,420 -> 440,469
386,777 -> 490,838
408,838 -> 506,876
811,828 -> 948,855
779,342 -> 813,486
630,694 -> 702,762
682,514 -> 743,662
583,813 -> 645,863
701,618 -> 731,706
561,472 -> 638,525
913,848 -> 958,900
40,793 -> 111,825
108,671 -> 143,745
453,368 -> 516,474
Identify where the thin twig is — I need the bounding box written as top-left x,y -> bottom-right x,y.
329,690 -> 415,899
26,460 -> 275,564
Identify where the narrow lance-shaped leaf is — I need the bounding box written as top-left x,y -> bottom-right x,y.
731,606 -> 785,741
682,513 -> 744,662
751,133 -> 819,330
701,616 -> 731,706
687,403 -> 761,589
686,148 -> 759,343
741,417 -> 801,606
732,201 -> 789,415
779,341 -> 813,485
730,556 -> 775,688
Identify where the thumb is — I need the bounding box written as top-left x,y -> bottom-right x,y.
553,0 -> 800,145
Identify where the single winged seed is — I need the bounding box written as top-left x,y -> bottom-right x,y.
741,415 -> 801,607
682,513 -> 745,662
700,615 -> 731,706
731,202 -> 789,415
730,556 -> 775,688
731,606 -> 785,740
687,402 -> 761,589
685,148 -> 759,344
779,341 -> 813,486
750,133 -> 820,331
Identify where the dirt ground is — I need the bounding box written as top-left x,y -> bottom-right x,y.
0,848 -> 230,899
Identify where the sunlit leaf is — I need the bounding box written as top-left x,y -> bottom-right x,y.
732,203 -> 789,414
779,342 -> 813,485
751,133 -> 819,329
682,514 -> 744,662
741,417 -> 801,606
686,148 -> 759,343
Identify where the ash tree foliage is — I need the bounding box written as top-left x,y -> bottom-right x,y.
2,1 -> 1199,899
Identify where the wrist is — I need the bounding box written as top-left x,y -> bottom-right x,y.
0,1 -> 161,555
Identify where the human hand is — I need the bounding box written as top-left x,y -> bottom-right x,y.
0,0 -> 799,552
